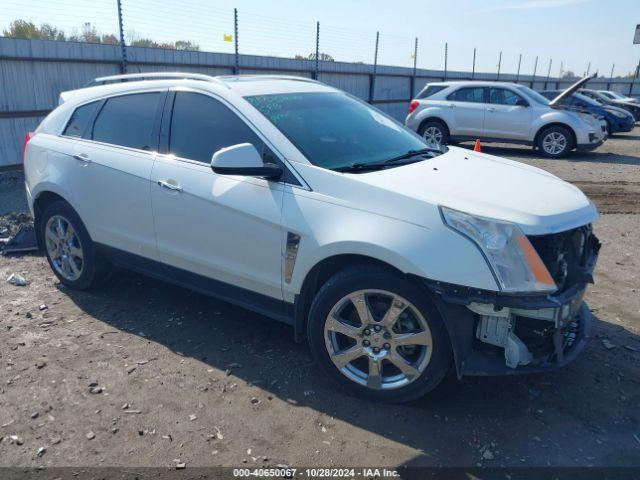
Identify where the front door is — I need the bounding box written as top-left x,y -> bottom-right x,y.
484,87 -> 533,140
150,91 -> 284,300
446,86 -> 487,137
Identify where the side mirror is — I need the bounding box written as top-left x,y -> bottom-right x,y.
515,99 -> 529,107
211,143 -> 282,180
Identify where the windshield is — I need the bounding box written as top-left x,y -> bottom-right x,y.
245,92 -> 435,170
602,91 -> 624,99
513,85 -> 550,105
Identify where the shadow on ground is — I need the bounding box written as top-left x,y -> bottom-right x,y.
58,268 -> 640,467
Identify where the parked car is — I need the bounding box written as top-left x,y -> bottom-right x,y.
24,73 -> 600,402
539,90 -> 635,134
406,77 -> 607,158
597,90 -> 639,104
581,89 -> 640,120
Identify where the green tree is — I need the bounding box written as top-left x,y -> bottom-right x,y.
2,19 -> 65,40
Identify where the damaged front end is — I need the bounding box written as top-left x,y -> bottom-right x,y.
427,224 -> 601,376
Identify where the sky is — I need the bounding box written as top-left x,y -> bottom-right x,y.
2,0 -> 639,77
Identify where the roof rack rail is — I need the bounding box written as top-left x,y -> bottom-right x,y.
216,74 -> 321,84
84,72 -> 220,87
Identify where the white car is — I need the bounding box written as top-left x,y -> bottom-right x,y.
405,78 -> 607,158
23,73 -> 600,402
597,90 -> 639,104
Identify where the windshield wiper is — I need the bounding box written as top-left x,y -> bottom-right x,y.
333,148 -> 442,173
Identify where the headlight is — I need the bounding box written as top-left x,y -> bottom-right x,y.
440,206 -> 557,293
606,109 -> 627,119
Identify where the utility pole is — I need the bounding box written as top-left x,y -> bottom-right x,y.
472,48 -> 476,80
116,0 -> 127,73
369,31 -> 379,104
233,8 -> 239,74
314,22 -> 320,80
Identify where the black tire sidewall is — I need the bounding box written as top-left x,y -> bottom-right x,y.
537,126 -> 572,158
40,201 -> 100,290
307,266 -> 452,403
419,120 -> 450,146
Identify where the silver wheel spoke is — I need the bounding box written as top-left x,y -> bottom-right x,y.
69,245 -> 83,258
379,298 -> 406,328
367,358 -> 382,389
68,256 -> 81,276
45,215 -> 84,282
392,330 -> 432,347
332,345 -> 364,369
326,314 -> 361,339
349,292 -> 373,324
387,350 -> 421,380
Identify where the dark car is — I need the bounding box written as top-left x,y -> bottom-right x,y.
580,89 -> 640,121
540,90 -> 635,135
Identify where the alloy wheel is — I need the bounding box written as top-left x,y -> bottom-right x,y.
542,132 -> 567,156
45,215 -> 84,281
324,289 -> 433,390
422,126 -> 443,148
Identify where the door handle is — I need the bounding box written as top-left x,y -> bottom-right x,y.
158,180 -> 183,192
73,153 -> 91,163
487,107 -> 496,113
448,103 -> 455,109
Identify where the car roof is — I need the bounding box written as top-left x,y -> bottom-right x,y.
426,81 -> 525,88
60,74 -> 339,107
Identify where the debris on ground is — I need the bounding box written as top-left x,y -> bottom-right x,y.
7,272 -> 27,286
3,224 -> 38,254
602,339 -> 616,350
36,447 -> 46,457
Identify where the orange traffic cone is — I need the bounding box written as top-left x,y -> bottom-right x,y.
473,139 -> 482,152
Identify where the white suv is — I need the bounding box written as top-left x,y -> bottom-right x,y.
405,78 -> 607,158
24,73 -> 600,402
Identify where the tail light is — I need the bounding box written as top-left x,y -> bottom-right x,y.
22,131 -> 34,163
408,100 -> 420,115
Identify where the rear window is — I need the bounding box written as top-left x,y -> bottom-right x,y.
63,101 -> 99,137
417,85 -> 447,99
91,93 -> 161,150
447,87 -> 485,103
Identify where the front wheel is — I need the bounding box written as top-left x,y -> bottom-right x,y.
537,126 -> 573,158
418,120 -> 450,148
307,265 -> 452,403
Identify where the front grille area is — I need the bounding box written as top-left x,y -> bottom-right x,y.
527,225 -> 599,292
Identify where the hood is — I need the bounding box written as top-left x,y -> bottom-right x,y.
549,74 -> 596,107
348,147 -> 598,235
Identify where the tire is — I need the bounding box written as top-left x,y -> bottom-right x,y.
40,200 -> 111,290
536,125 -> 573,158
307,265 -> 452,403
418,120 -> 450,148
604,120 -> 612,136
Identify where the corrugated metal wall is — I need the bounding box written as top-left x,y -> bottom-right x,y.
1,37 -> 638,167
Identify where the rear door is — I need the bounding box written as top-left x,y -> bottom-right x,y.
69,90 -> 165,260
484,87 -> 533,140
445,86 -> 487,137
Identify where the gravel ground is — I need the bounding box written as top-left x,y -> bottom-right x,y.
0,130 -> 639,470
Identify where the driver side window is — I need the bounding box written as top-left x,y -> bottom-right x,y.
489,88 -> 527,106
168,92 -> 265,164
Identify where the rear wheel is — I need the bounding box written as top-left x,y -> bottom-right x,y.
307,265 -> 452,402
40,201 -> 111,290
536,125 -> 573,158
418,120 -> 450,148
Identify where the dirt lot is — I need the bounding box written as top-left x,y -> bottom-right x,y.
1,130 -> 639,471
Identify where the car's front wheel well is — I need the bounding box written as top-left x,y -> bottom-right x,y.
418,117 -> 450,136
33,191 -> 72,250
293,254 -> 406,342
534,123 -> 577,150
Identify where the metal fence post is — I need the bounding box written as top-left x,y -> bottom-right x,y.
369,31 -> 379,104
531,56 -> 538,88
410,37 -> 418,98
586,61 -> 591,77
629,58 -> 640,96
116,0 -> 127,73
497,51 -> 502,81
314,21 -> 320,80
607,63 -> 614,90
544,58 -> 552,89
515,53 -> 522,83
444,42 -> 448,81
233,8 -> 239,74
471,48 -> 476,80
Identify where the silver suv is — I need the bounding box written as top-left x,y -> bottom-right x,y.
405,77 -> 607,158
